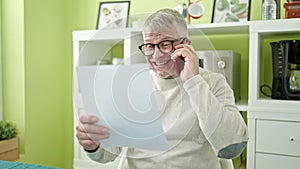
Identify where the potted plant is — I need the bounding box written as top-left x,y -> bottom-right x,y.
0,120 -> 19,161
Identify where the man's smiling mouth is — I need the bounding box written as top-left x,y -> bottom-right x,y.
153,59 -> 172,66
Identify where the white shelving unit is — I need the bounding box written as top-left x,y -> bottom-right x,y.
72,22 -> 249,169
248,19 -> 300,111
247,19 -> 300,169
72,19 -> 300,169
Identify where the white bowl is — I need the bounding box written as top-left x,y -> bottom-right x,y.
188,3 -> 205,19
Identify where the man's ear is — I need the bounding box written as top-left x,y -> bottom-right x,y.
183,38 -> 191,45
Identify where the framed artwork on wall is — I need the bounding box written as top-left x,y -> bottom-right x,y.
96,1 -> 130,29
212,0 -> 250,23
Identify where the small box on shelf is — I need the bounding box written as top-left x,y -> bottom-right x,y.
284,1 -> 300,19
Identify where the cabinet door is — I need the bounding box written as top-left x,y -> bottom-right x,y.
256,120 -> 300,157
256,153 -> 300,169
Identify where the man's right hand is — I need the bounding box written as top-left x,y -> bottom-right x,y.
76,114 -> 110,152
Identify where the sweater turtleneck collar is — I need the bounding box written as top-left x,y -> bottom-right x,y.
150,70 -> 183,91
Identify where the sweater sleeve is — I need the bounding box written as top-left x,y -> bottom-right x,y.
183,70 -> 248,159
86,146 -> 122,163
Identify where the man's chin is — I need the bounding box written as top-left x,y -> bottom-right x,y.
155,70 -> 177,79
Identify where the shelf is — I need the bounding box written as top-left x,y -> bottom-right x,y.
250,19 -> 300,35
248,98 -> 300,113
72,29 -> 134,41
73,22 -> 250,43
236,100 -> 248,112
73,19 -> 300,42
188,22 -> 249,35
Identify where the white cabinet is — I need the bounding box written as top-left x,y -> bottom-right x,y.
256,120 -> 300,157
256,153 -> 300,169
247,112 -> 300,169
247,19 -> 300,169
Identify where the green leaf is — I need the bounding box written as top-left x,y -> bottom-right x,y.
217,0 -> 230,11
0,121 -> 18,140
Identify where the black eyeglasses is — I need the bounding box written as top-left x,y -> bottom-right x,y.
138,37 -> 185,56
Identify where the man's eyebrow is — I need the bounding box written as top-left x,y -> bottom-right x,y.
143,36 -> 176,42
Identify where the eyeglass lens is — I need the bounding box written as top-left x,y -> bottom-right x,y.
141,40 -> 175,56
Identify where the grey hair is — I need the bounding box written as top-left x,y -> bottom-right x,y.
143,8 -> 188,36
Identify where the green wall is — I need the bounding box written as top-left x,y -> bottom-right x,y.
1,0 -> 287,168
2,0 -> 72,167
23,0 -> 71,167
2,0 -> 26,155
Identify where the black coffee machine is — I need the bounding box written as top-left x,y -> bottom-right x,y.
270,40 -> 300,100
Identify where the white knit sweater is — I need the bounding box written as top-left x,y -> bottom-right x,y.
87,68 -> 248,169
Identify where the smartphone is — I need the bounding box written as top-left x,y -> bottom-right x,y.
173,56 -> 185,76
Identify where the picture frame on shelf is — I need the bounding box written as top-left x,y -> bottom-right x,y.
96,1 -> 130,30
212,0 -> 250,23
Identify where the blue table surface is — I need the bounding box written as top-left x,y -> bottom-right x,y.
0,160 -> 63,169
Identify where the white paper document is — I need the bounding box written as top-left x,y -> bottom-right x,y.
76,64 -> 169,150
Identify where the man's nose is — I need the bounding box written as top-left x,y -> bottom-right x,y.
152,45 -> 163,59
